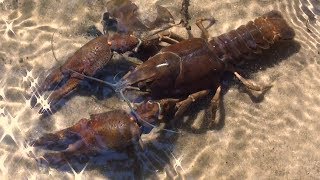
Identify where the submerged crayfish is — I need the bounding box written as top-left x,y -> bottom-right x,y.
33,0 -> 295,166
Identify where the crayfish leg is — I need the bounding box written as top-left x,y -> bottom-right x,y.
143,30 -> 185,46
209,85 -> 222,127
196,18 -> 217,40
173,87 -> 222,129
174,90 -> 210,119
233,72 -> 271,91
156,31 -> 185,44
158,35 -> 180,44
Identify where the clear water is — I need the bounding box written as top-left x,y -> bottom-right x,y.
0,0 -> 319,179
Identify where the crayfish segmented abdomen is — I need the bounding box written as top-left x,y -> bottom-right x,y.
209,10 -> 295,64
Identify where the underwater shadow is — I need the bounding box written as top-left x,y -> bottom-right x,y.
237,40 -> 301,102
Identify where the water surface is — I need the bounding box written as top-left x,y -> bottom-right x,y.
0,0 -> 319,179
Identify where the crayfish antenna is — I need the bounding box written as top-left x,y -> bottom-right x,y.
60,67 -> 179,134
118,89 -> 180,134
65,68 -> 117,91
51,31 -> 60,64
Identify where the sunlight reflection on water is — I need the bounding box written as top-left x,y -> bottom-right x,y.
0,0 -> 319,179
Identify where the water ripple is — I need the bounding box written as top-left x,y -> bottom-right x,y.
0,0 -> 319,179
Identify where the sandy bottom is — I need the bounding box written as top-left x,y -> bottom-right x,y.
0,0 -> 319,179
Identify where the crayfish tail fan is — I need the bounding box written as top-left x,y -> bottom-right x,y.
263,10 -> 295,40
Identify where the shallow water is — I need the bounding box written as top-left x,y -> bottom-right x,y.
0,0 -> 319,179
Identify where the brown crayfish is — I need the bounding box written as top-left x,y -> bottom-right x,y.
33,0 -> 295,165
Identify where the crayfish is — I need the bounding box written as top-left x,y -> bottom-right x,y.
33,0 -> 295,167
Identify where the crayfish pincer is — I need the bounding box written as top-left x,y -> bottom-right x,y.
32,110 -> 142,164
38,33 -> 140,105
31,99 -> 176,165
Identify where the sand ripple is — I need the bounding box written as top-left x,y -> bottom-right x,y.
0,0 -> 319,179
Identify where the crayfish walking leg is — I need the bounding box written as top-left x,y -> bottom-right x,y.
174,90 -> 210,118
209,86 -> 222,126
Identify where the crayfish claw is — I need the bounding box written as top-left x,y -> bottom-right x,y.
39,33 -> 114,107
35,67 -> 83,107
33,110 -> 141,161
32,130 -> 81,151
40,152 -> 67,167
38,68 -> 66,93
47,77 -> 82,105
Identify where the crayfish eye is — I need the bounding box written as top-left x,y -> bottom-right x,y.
137,82 -> 147,90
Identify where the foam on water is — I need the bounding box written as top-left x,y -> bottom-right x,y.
0,0 -> 319,179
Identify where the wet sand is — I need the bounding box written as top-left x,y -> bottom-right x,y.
0,0 -> 319,179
